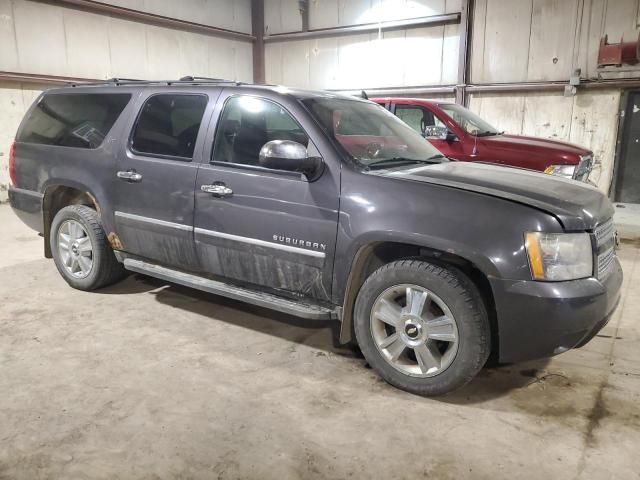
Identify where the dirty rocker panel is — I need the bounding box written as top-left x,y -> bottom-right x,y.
122,257 -> 338,320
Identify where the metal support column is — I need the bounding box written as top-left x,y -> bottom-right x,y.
456,0 -> 473,105
252,0 -> 265,84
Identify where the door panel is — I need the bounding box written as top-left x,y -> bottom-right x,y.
114,90 -> 218,269
194,94 -> 340,301
114,154 -> 200,268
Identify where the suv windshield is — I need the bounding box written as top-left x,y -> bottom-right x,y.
439,103 -> 500,137
302,97 -> 446,168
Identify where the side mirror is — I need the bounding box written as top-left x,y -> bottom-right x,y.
423,126 -> 457,143
423,125 -> 448,140
258,140 -> 323,180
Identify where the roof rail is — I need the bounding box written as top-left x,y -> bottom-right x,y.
68,77 -> 247,87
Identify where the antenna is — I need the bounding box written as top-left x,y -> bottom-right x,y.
471,131 -> 478,157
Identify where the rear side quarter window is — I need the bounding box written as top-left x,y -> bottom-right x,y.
130,94 -> 208,160
17,93 -> 131,149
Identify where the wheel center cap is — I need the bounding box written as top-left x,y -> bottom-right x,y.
71,243 -> 79,255
404,322 -> 421,339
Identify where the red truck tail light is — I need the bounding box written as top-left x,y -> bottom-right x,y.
8,141 -> 17,185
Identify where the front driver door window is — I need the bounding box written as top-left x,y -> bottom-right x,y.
212,95 -> 309,167
193,94 -> 340,301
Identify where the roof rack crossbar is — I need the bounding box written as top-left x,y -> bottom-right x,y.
107,77 -> 144,82
179,75 -> 234,82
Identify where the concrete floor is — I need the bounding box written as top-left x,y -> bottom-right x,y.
1,203 -> 639,480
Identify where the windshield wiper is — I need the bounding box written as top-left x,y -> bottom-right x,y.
366,155 -> 447,169
475,130 -> 499,137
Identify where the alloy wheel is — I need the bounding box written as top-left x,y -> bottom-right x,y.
370,284 -> 459,377
57,220 -> 94,279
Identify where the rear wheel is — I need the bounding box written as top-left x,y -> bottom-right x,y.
354,260 -> 490,396
50,205 -> 125,290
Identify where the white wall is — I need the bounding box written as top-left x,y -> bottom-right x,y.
0,82 -> 44,201
0,0 -> 252,202
264,0 -> 462,89
105,0 -> 252,33
0,0 -> 253,81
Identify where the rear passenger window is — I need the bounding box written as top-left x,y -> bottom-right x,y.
17,93 -> 131,149
212,96 -> 308,166
131,94 -> 208,159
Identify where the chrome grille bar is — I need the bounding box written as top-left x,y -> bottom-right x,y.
594,218 -> 616,278
595,218 -> 614,247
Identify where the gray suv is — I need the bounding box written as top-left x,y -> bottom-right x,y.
8,79 -> 622,395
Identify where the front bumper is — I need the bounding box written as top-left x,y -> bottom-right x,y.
490,256 -> 623,363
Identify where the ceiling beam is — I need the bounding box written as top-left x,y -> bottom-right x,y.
264,13 -> 460,43
456,0 -> 473,105
33,0 -> 255,42
0,71 -> 97,85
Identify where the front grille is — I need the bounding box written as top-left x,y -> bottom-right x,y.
595,218 -> 615,247
574,155 -> 593,182
594,218 -> 616,278
597,247 -> 615,278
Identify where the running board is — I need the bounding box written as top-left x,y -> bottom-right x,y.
123,258 -> 338,321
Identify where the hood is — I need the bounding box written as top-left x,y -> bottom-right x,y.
482,134 -> 591,161
377,162 -> 612,230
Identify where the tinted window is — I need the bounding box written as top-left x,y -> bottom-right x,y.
131,94 -> 208,159
395,105 -> 446,135
439,103 -> 499,136
212,96 -> 308,166
335,106 -> 393,136
303,98 -> 444,167
18,93 -> 131,149
395,106 -> 426,134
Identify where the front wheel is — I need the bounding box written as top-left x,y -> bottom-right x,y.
354,260 -> 490,396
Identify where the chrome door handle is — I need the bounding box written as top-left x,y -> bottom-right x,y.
117,170 -> 143,182
201,183 -> 233,198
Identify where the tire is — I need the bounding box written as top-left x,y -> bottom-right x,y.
354,259 -> 490,396
50,205 -> 126,291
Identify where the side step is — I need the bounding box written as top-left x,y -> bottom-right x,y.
123,258 -> 339,321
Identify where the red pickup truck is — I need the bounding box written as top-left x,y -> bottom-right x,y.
372,97 -> 593,182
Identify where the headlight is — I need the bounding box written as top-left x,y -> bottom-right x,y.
544,164 -> 576,178
525,232 -> 593,281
